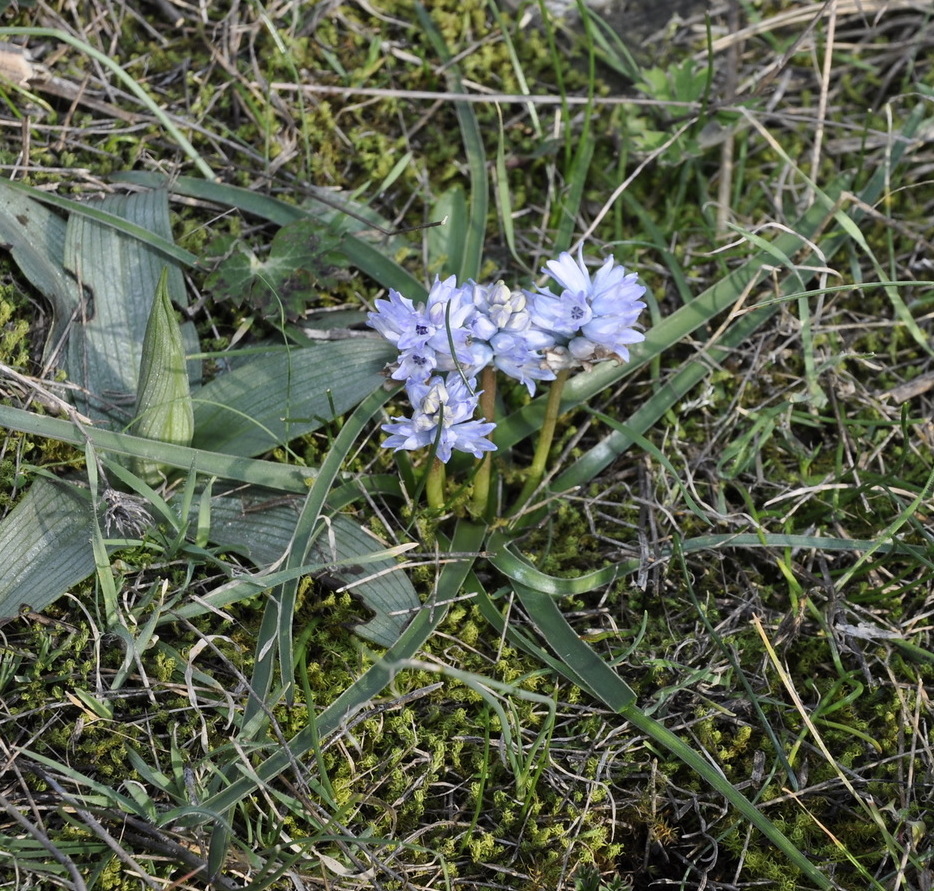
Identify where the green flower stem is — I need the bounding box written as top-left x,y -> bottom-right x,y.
471,365 -> 498,518
512,368 -> 569,513
426,457 -> 446,510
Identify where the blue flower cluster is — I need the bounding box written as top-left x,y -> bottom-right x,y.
368,248 -> 646,462
380,374 -> 497,464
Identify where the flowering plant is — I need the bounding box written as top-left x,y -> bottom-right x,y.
368,248 -> 647,513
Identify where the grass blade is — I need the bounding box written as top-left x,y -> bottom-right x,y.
490,529 -> 904,598
0,405 -> 316,493
111,172 -> 430,299
416,3 -> 488,280
242,384 -> 395,731
498,102 -> 927,473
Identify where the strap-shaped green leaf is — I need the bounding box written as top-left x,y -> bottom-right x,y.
415,4 -> 488,281
0,405 -> 316,493
111,171 -> 430,301
195,487 -> 420,647
198,520 -> 486,821
513,583 -> 834,890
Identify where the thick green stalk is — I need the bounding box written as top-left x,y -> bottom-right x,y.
512,368 -> 569,513
471,365 -> 498,518
426,457 -> 446,510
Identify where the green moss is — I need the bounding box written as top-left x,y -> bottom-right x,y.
0,284 -> 30,365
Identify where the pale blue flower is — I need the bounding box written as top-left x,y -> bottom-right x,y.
381,373 -> 496,463
423,275 -> 479,362
471,281 -> 533,335
394,346 -> 438,381
368,276 -> 488,381
369,248 -> 645,406
367,290 -> 430,350
470,280 -> 555,393
530,247 -> 646,368
528,288 -> 592,338
570,311 -> 645,363
490,329 -> 556,394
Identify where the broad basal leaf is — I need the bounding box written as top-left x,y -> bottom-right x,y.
0,187 -> 200,619
62,189 -> 200,426
191,338 -> 395,457
0,182 -> 78,367
0,478 -> 96,618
